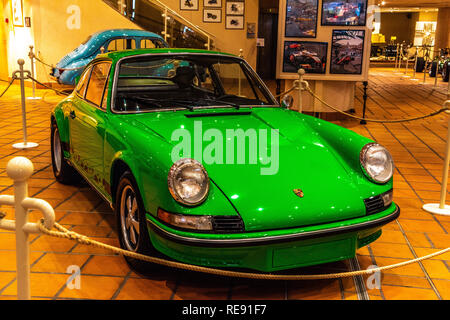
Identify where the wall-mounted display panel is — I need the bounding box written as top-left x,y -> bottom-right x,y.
283,41 -> 328,74
285,0 -> 318,38
330,30 -> 365,74
321,0 -> 367,26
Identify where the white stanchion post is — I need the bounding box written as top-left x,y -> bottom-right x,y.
423,100 -> 450,216
297,68 -> 305,113
12,59 -> 38,149
27,46 -> 40,100
0,157 -> 56,300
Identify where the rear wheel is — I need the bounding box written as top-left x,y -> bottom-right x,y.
51,122 -> 81,185
115,171 -> 161,272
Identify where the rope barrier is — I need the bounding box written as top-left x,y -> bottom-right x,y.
301,80 -> 449,123
33,55 -> 86,71
0,77 -> 16,98
27,75 -> 70,96
36,218 -> 450,281
274,84 -> 298,98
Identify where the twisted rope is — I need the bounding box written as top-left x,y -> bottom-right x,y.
33,55 -> 86,71
37,219 -> 449,281
27,76 -> 70,96
0,77 -> 16,98
301,81 -> 449,123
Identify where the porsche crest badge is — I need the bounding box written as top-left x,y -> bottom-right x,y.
293,189 -> 304,198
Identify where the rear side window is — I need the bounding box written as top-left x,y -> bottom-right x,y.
76,68 -> 91,98
85,62 -> 111,108
140,39 -> 156,49
107,38 -> 136,51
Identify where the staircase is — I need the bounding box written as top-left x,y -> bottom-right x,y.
103,0 -> 216,50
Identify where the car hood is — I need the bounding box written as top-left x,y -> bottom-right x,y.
127,108 -> 367,232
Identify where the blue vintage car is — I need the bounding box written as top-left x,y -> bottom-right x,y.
51,29 -> 169,85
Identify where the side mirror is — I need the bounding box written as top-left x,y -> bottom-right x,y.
281,94 -> 294,109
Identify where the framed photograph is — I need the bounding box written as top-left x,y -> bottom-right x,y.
11,0 -> 24,27
283,41 -> 328,74
226,15 -> 244,29
226,1 -> 244,15
204,0 -> 222,7
203,9 -> 222,23
285,0 -> 318,38
330,30 -> 365,74
321,0 -> 367,26
180,0 -> 199,11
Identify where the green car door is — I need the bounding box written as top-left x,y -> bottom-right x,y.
69,61 -> 111,196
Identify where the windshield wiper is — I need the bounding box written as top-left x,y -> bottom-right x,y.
128,97 -> 194,111
197,97 -> 241,110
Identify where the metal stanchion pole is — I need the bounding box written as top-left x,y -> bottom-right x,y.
360,81 -> 368,125
395,43 -> 399,69
27,46 -> 40,100
423,101 -> 450,216
404,46 -> 409,75
413,48 -> 418,78
297,68 -> 305,113
12,59 -> 38,149
435,63 -> 439,87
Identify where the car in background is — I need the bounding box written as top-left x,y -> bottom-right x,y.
50,29 -> 169,85
51,48 -> 399,273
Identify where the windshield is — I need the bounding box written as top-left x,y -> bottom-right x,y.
113,54 -> 277,113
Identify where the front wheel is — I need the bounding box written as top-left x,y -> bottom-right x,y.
115,171 -> 161,272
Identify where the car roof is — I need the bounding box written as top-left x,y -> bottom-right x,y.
97,48 -> 237,61
91,28 -> 164,40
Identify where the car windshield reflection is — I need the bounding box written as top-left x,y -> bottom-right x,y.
113,54 -> 277,112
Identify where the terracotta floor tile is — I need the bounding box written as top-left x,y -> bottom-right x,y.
231,280 -> 285,300
288,279 -> 342,300
398,219 -> 446,233
370,242 -> 414,259
413,247 -> 450,261
420,260 -> 450,280
406,232 -> 435,248
0,234 -> 16,250
377,230 -> 407,244
31,253 -> 90,273
2,273 -> 69,298
0,272 -> 16,292
115,278 -> 175,300
70,238 -> 120,255
82,255 -> 130,276
432,279 -> 450,299
380,274 -> 431,289
374,257 -> 427,277
30,236 -> 76,253
173,281 -> 230,300
58,275 -> 124,299
381,285 -> 438,300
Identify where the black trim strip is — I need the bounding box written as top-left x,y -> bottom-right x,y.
185,111 -> 252,118
61,141 -> 70,152
147,206 -> 400,247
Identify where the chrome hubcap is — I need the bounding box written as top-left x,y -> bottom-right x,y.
120,185 -> 140,251
53,129 -> 62,173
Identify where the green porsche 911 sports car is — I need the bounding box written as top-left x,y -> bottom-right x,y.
51,48 -> 399,272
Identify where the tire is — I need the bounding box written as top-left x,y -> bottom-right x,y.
115,171 -> 162,273
416,57 -> 425,73
429,61 -> 437,77
443,62 -> 449,82
51,121 -> 81,185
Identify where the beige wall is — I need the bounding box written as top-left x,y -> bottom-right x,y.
1,0 -> 259,83
161,0 -> 259,68
2,0 -> 141,81
0,0 -> 8,79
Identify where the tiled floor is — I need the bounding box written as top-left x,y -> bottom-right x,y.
0,68 -> 449,300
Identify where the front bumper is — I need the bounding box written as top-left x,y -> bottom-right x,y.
145,204 -> 399,272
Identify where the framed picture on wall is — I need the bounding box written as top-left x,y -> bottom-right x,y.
204,0 -> 222,7
226,15 -> 244,29
321,0 -> 367,26
226,1 -> 244,15
11,0 -> 24,27
203,9 -> 222,23
180,0 -> 199,11
330,30 -> 365,74
283,41 -> 328,74
284,0 -> 318,38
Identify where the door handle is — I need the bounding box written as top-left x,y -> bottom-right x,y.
70,110 -> 76,119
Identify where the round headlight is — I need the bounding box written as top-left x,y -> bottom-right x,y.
168,158 -> 209,206
360,143 -> 394,183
